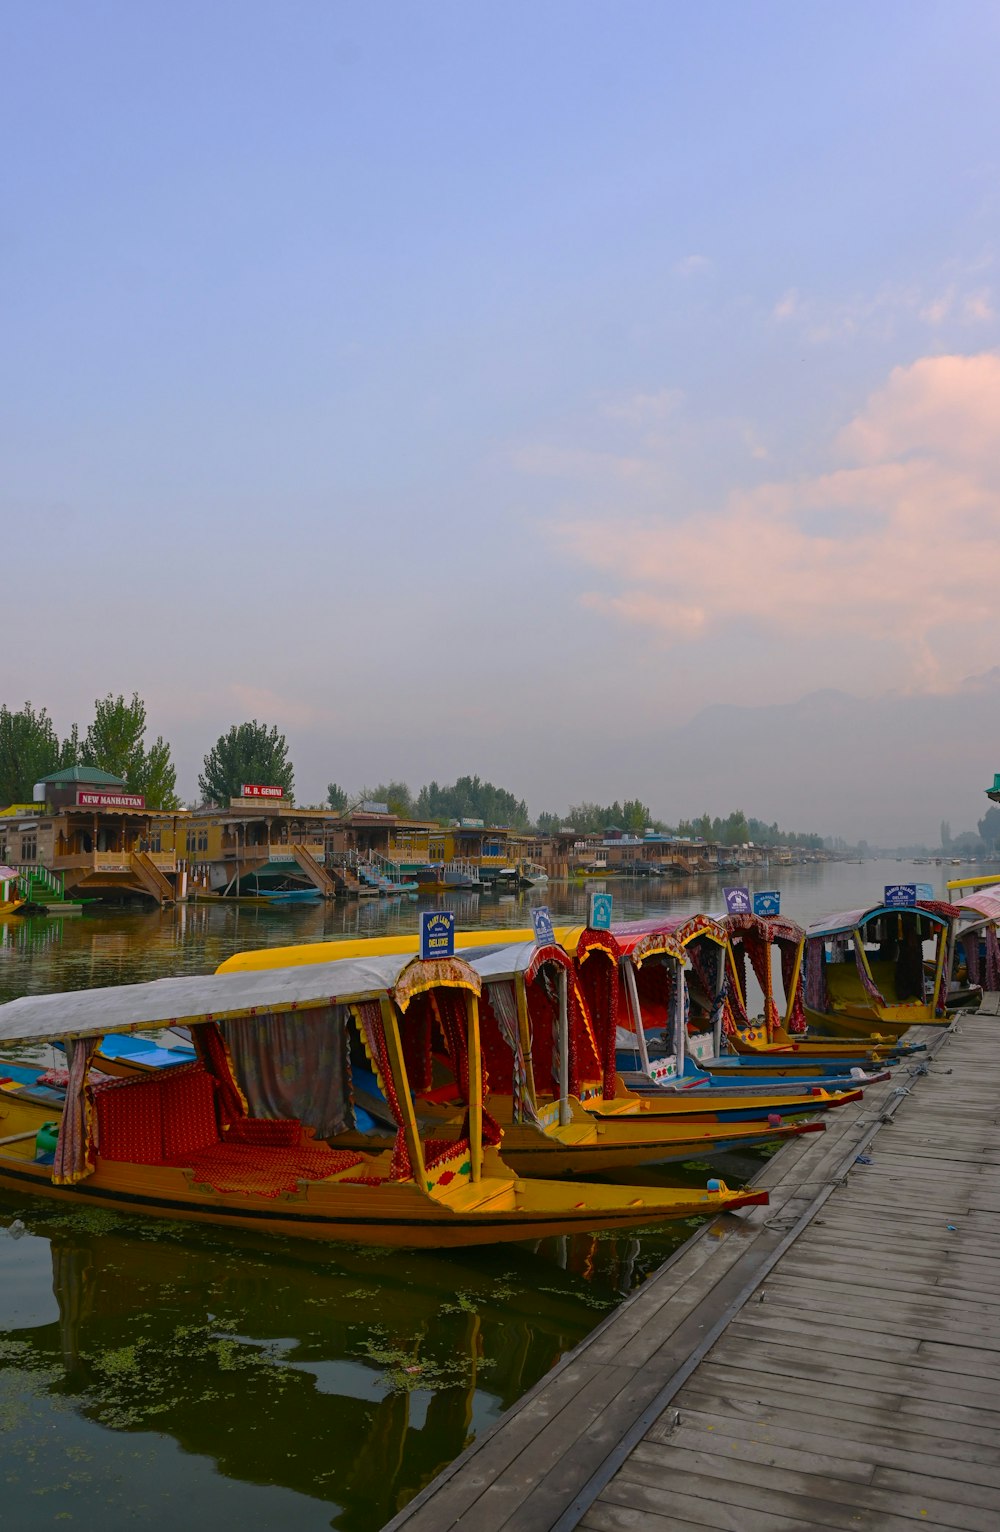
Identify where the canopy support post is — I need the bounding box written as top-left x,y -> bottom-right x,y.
557,968 -> 570,1126
465,991 -> 483,1181
378,998 -> 426,1188
514,976 -> 538,1108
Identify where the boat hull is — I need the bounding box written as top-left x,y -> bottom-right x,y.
0,1150 -> 765,1248
804,1004 -> 948,1039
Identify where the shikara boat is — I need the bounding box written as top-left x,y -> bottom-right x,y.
0,955 -> 769,1247
943,882 -> 1000,1002
215,931 -> 826,1170
570,916 -> 887,1089
468,939 -> 857,1132
803,900 -> 957,1038
0,865 -> 25,917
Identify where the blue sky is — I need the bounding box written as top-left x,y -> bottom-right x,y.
3,2 -> 1000,838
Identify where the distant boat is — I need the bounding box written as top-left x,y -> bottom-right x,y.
258,888 -> 323,904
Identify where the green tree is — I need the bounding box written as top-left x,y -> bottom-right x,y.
535,810 -> 562,834
199,721 -> 293,807
940,819 -> 952,850
0,702 -> 73,805
360,780 -> 415,818
978,806 -> 1000,854
326,782 -> 348,812
82,692 -> 179,808
621,798 -> 651,833
416,776 -> 530,828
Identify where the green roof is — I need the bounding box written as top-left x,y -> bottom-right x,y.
38,765 -> 127,787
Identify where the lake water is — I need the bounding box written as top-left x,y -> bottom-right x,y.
0,858 -> 977,1529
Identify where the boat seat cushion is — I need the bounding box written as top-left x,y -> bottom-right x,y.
94,1074 -> 165,1164
162,1142 -> 365,1197
224,1117 -> 302,1147
161,1068 -> 220,1157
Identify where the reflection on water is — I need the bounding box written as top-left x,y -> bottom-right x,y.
0,859 -> 975,1529
0,1202 -> 696,1530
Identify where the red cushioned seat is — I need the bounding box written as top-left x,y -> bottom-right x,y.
95,1075 -> 164,1164
161,1069 -> 219,1157
224,1117 -> 302,1147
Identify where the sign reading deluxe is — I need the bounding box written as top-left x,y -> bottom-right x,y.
76,790 -> 146,811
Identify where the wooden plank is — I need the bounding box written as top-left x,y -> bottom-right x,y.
707,1335 -> 1000,1407
600,1462 -> 968,1532
664,1393 -> 1000,1474
654,1414 -> 1000,1497
580,1507 -> 707,1532
623,1443 -> 999,1530
692,1359 -> 1000,1446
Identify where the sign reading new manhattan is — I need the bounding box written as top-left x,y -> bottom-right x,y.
75,790 -> 146,810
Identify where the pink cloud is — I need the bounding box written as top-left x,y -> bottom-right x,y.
550,352 -> 1000,689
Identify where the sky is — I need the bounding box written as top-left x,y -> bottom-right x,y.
3,1 -> 1000,842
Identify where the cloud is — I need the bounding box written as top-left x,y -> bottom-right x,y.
546,352 -> 1000,690
772,289 -> 800,321
775,281 -> 996,342
603,388 -> 684,427
674,254 -> 710,277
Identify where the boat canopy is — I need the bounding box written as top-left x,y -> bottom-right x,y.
465,940 -> 574,984
807,902 -> 957,941
951,883 -> 1000,927
0,954 -> 481,1047
722,911 -> 805,947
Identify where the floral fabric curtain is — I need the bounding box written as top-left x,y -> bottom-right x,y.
53,1037 -> 100,1185
221,1005 -> 353,1141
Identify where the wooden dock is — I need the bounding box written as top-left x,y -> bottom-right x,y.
385,1010 -> 1000,1531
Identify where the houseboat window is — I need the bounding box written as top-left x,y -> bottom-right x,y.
20,834 -> 37,861
197,829 -> 208,852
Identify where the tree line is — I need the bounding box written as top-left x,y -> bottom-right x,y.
1,699 -> 826,847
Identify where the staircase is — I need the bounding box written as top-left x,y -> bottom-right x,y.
290,843 -> 337,898
16,866 -> 70,907
130,852 -> 175,906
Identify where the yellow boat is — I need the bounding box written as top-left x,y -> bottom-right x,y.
0,954 -> 767,1246
802,900 -> 957,1038
218,933 -> 828,1174
0,864 -> 25,917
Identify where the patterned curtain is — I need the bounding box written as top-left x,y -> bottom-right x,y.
193,1021 -> 248,1123
485,979 -> 540,1125
780,941 -> 807,1033
987,926 -> 1000,991
53,1037 -> 100,1186
354,1000 -> 412,1181
742,928 -> 780,1037
688,939 -> 734,1035
854,936 -> 887,1008
576,955 -> 619,1100
804,939 -> 828,1013
963,932 -> 983,988
221,1006 -> 353,1140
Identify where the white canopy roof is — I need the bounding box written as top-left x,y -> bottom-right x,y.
0,952 -> 478,1047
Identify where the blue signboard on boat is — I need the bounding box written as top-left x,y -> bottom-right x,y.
588,892 -> 613,930
531,906 -> 556,946
753,891 -> 781,917
420,910 -> 455,960
884,884 -> 917,909
915,882 -> 934,900
723,886 -> 752,915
